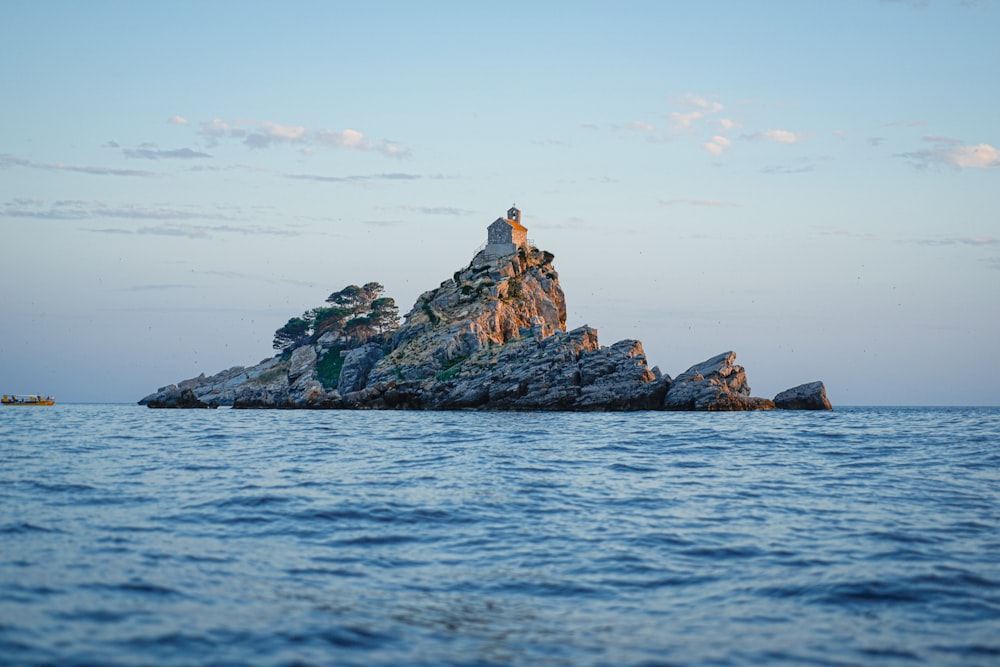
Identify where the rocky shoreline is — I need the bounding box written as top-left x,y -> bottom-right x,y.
140,239 -> 831,411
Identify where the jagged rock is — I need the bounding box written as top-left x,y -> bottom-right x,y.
145,387 -> 217,409
774,381 -> 832,410
139,359 -> 286,407
337,344 -> 384,395
287,345 -> 317,384
663,351 -> 775,411
368,247 -> 567,389
358,326 -> 668,411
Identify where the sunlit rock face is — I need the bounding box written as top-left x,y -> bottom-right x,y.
663,351 -> 775,411
367,247 -> 568,387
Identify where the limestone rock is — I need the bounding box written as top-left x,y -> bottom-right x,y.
663,351 -> 775,411
144,387 -> 217,409
350,326 -> 668,411
774,381 -> 832,410
287,345 -> 317,384
337,343 -> 384,395
369,247 -> 567,389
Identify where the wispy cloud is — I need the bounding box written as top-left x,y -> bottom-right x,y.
667,93 -> 725,132
625,120 -> 655,133
401,205 -> 475,216
0,198 -> 236,222
660,92 -> 746,156
285,172 -> 421,184
908,235 -> 1000,247
742,129 -> 811,144
123,146 -> 212,160
167,115 -> 189,126
659,198 -> 739,208
126,283 -> 196,291
87,222 -> 302,239
192,117 -> 411,158
0,153 -> 157,177
761,162 -> 816,174
880,0 -> 929,9
895,136 -> 1000,170
890,0 -> 993,9
579,121 -> 599,130
362,219 -> 405,227
702,135 -> 732,156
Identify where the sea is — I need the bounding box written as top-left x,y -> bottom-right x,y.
1,405 -> 998,666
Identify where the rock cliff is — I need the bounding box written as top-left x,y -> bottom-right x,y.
140,244 -> 830,411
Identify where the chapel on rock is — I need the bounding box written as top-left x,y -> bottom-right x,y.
482,205 -> 528,258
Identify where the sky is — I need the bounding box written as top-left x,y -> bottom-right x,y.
1,0 -> 998,405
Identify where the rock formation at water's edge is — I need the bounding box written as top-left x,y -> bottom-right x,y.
140,238 -> 831,411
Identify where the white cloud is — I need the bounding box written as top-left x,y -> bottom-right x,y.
673,93 -> 724,114
199,118 -> 231,145
668,111 -> 703,131
185,121 -> 415,158
947,143 -> 999,169
702,136 -> 731,156
260,121 -> 307,141
667,94 -> 725,132
317,128 -> 367,149
743,129 -> 809,144
896,137 -> 1000,170
167,115 -> 189,126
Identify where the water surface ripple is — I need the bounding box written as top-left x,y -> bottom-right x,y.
1,406 -> 998,665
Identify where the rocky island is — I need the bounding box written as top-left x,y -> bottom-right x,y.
141,206 -> 831,411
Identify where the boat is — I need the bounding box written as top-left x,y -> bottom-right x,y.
2,394 -> 56,406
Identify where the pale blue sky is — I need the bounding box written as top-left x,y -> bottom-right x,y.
2,0 -> 998,404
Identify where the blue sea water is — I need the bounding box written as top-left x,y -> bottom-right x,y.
1,406 -> 998,666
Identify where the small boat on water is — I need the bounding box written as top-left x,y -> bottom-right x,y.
2,394 -> 56,406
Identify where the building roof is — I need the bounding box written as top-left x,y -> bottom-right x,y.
503,217 -> 527,233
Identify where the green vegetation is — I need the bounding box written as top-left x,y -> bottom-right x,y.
316,345 -> 345,389
273,281 -> 400,352
422,302 -> 440,325
506,276 -> 523,301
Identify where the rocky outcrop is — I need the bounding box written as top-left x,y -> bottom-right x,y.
774,381 -> 832,410
663,351 -> 775,411
141,243 -> 830,411
144,387 -> 217,409
338,344 -> 384,395
367,247 -> 567,388
338,326 -> 669,411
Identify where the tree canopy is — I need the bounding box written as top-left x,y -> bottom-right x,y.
272,282 -> 401,351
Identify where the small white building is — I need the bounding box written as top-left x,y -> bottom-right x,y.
483,205 -> 528,257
